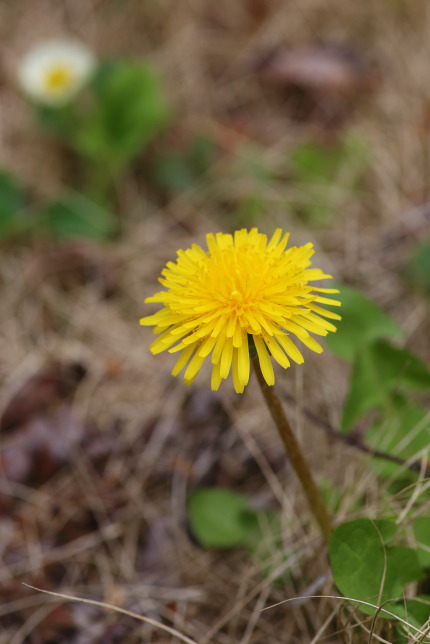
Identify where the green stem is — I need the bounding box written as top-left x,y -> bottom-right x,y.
252,355 -> 333,544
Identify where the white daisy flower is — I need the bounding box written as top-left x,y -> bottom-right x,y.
18,39 -> 96,106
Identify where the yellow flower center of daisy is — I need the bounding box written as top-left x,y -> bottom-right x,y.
45,65 -> 74,91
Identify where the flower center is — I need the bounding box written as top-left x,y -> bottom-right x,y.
45,65 -> 74,91
229,290 -> 242,301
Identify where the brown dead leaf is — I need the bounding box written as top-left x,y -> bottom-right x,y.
0,362 -> 89,496
257,43 -> 380,125
258,44 -> 376,94
1,361 -> 86,432
0,404 -> 87,486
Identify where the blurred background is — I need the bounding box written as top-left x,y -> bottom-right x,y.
1,1 -> 430,642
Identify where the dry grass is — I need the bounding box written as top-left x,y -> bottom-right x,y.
0,0 -> 430,642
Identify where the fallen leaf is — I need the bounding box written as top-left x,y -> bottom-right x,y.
258,43 -> 378,94
257,43 -> 380,125
0,404 -> 87,486
1,361 -> 86,432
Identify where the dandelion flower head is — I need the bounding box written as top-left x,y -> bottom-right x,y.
141,229 -> 341,393
18,39 -> 96,106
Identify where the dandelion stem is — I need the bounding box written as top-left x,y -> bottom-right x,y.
252,355 -> 333,544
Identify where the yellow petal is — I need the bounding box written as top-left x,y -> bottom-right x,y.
253,335 -> 274,386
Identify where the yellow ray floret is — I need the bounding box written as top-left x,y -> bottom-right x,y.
140,228 -> 341,393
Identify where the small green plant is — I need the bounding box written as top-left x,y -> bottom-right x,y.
325,285 -> 430,460
39,192 -> 116,241
329,518 -> 429,639
38,58 -> 169,202
325,285 -> 430,638
0,169 -> 115,243
17,42 -> 170,238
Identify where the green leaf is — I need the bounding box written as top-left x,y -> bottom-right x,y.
74,59 -> 169,169
384,546 -> 424,596
367,396 -> 430,478
325,285 -> 403,362
40,193 -> 116,241
372,519 -> 398,544
341,341 -> 430,431
330,519 -> 423,617
0,171 -> 30,238
187,488 -> 259,548
389,596 -> 430,632
413,518 -> 430,567
330,519 -> 389,613
408,242 -> 430,292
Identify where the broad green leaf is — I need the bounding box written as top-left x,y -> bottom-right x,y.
0,171 -> 29,238
75,60 -> 169,169
341,341 -> 430,431
367,396 -> 430,478
372,519 -> 398,544
413,518 -> 430,567
408,242 -> 430,292
325,285 -> 403,362
330,519 -> 423,617
41,193 -> 116,241
187,488 -> 259,548
330,519 -> 389,614
384,546 -> 424,596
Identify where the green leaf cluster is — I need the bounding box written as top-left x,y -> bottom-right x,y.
37,58 -> 169,206
40,193 -> 115,240
74,60 -> 169,171
327,285 -> 430,480
329,519 -> 425,622
0,169 -> 115,243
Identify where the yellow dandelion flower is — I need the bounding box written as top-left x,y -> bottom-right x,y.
140,228 -> 341,393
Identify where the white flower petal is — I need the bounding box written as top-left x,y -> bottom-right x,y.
18,39 -> 96,106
